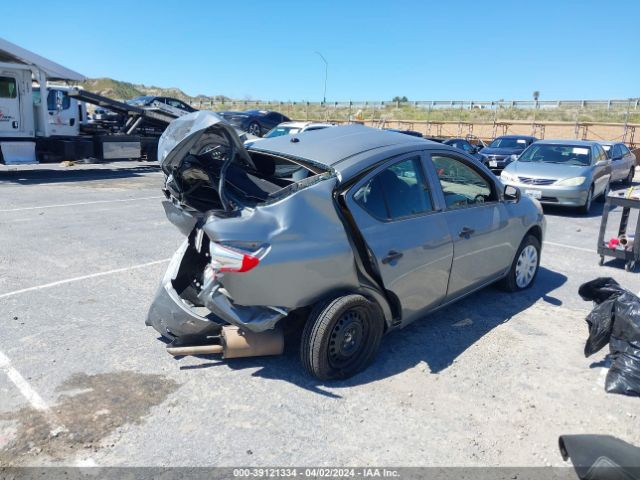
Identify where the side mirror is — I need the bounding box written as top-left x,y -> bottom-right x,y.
504,184 -> 521,202
595,159 -> 610,167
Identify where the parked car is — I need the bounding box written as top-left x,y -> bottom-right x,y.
597,141 -> 636,184
500,140 -> 612,214
217,110 -> 290,137
245,121 -> 333,147
126,95 -> 198,116
384,128 -> 423,138
148,112 -> 545,380
443,138 -> 485,162
480,135 -> 538,172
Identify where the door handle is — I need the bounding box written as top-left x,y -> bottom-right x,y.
382,250 -> 404,264
459,227 -> 475,238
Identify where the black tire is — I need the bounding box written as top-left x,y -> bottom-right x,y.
499,234 -> 541,292
300,294 -> 384,380
626,168 -> 635,185
247,122 -> 262,137
597,183 -> 610,203
579,186 -> 594,214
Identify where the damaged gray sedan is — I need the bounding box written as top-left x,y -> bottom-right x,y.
147,111 -> 545,379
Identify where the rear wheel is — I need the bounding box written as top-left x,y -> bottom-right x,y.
499,234 -> 541,292
300,294 -> 384,380
247,122 -> 261,137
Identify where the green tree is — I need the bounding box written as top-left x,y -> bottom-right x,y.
392,96 -> 408,103
533,91 -> 540,101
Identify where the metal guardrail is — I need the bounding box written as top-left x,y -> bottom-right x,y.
188,98 -> 640,110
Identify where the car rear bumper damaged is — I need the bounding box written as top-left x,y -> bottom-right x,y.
146,239 -> 288,339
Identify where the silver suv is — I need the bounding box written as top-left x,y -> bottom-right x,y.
147,112 -> 545,380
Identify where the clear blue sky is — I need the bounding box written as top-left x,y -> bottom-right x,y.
5,0 -> 639,101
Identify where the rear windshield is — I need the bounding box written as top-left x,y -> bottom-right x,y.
518,144 -> 591,166
489,137 -> 530,149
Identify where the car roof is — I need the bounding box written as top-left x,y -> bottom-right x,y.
595,140 -> 620,146
495,135 -> 537,140
249,124 -> 428,170
276,121 -> 329,128
534,139 -> 599,147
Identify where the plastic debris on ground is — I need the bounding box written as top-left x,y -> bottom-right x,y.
579,277 -> 640,397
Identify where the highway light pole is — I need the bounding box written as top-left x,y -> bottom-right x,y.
314,51 -> 328,104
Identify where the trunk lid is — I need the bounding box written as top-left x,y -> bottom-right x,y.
158,110 -> 333,220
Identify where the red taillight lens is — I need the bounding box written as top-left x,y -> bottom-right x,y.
210,242 -> 261,273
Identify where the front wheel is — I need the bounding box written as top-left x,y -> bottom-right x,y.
499,234 -> 541,292
300,294 -> 384,380
579,186 -> 594,214
626,167 -> 635,185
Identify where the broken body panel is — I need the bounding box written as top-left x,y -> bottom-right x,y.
147,111 -> 544,345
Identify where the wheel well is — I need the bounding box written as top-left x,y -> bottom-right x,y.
526,225 -> 543,245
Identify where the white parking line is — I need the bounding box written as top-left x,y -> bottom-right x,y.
0,196 -> 162,213
0,350 -> 70,440
0,351 -> 49,411
544,241 -> 594,253
0,258 -> 170,299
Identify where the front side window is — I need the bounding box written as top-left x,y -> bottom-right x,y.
0,77 -> 17,98
620,145 -> 631,155
611,144 -> 622,159
432,154 -> 494,209
354,157 -> 433,220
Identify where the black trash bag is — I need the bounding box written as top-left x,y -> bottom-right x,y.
580,278 -> 626,356
578,277 -> 625,304
580,278 -> 640,397
605,294 -> 640,396
606,337 -> 640,396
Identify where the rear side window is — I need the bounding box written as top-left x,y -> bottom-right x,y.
620,144 -> 631,156
432,154 -> 494,209
354,157 -> 433,220
0,77 -> 17,98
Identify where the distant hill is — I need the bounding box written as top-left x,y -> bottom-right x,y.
79,77 -> 230,103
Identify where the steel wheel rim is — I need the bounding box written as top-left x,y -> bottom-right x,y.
248,123 -> 260,136
515,245 -> 538,288
328,308 -> 369,369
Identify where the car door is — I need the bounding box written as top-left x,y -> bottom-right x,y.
591,144 -> 611,194
346,152 -> 454,326
619,144 -> 635,181
0,75 -> 21,135
426,150 -> 514,299
609,144 -> 625,182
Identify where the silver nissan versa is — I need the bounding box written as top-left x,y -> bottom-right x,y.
147,111 -> 545,380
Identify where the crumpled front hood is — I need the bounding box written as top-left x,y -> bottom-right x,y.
506,160 -> 592,180
158,111 -> 252,173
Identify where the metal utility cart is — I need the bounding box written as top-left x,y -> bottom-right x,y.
597,191 -> 640,271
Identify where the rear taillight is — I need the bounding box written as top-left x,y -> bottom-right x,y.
210,242 -> 261,273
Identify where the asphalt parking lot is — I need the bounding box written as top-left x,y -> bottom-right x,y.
1,161 -> 639,468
